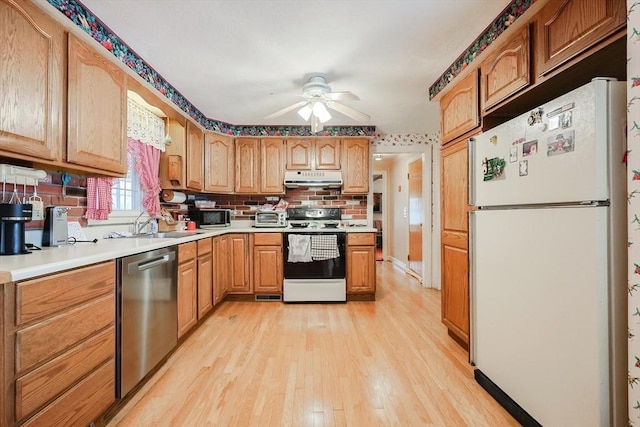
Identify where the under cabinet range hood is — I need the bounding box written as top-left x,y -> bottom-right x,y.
284,170 -> 343,188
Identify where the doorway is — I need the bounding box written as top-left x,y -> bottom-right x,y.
408,158 -> 423,280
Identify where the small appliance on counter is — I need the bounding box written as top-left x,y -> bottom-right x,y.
254,209 -> 287,228
43,206 -> 69,247
187,207 -> 231,228
0,203 -> 32,255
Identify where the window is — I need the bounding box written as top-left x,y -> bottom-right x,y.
111,151 -> 143,212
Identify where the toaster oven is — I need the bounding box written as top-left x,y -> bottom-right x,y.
254,210 -> 287,228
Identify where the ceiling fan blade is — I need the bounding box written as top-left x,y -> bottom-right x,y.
325,100 -> 370,123
324,91 -> 359,101
264,100 -> 309,119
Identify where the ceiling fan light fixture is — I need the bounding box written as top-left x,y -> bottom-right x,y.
310,115 -> 323,133
312,101 -> 331,123
297,104 -> 312,121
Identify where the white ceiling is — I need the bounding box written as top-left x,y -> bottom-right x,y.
77,0 -> 510,135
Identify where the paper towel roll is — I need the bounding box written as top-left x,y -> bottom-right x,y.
161,190 -> 186,204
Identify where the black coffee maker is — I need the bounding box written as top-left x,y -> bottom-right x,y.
0,203 -> 32,255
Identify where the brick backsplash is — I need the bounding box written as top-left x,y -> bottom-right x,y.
202,188 -> 368,220
10,169 -> 367,230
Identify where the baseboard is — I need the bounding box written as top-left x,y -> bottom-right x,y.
474,369 -> 542,427
390,257 -> 406,270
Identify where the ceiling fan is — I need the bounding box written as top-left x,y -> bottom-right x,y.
265,76 -> 370,132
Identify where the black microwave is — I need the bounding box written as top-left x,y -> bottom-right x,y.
188,208 -> 231,228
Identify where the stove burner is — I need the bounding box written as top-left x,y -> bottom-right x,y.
289,222 -> 309,229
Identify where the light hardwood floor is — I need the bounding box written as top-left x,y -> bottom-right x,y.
108,261 -> 518,427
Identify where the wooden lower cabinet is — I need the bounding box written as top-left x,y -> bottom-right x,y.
213,235 -> 229,304
197,238 -> 213,319
253,233 -> 283,294
227,234 -> 251,294
440,137 -> 470,348
4,261 -> 116,426
346,233 -> 376,295
177,242 -> 198,338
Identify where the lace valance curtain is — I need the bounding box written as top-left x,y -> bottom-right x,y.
127,98 -> 166,152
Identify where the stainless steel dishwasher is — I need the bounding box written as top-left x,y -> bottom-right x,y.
116,246 -> 177,398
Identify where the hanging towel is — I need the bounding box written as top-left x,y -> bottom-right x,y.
288,234 -> 312,263
310,234 -> 340,260
85,177 -> 114,220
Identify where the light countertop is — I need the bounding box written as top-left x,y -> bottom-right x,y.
0,224 -> 376,282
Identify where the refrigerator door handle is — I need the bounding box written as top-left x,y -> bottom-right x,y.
468,137 -> 476,206
468,210 -> 477,365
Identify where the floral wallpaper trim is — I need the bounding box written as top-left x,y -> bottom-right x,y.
46,0 -> 375,137
428,0 -> 536,100
371,133 -> 440,146
629,2 -> 640,424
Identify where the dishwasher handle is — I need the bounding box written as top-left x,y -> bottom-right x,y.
127,251 -> 176,275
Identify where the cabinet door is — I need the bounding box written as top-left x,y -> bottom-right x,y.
235,138 -> 260,193
0,0 -> 64,162
197,253 -> 213,318
186,121 -> 204,191
67,34 -> 127,175
440,71 -> 479,144
253,246 -> 282,293
341,138 -> 369,194
177,260 -> 197,338
159,118 -> 186,189
286,139 -> 313,170
204,132 -> 234,193
228,234 -> 251,294
260,139 -> 285,194
346,245 -> 375,294
480,26 -> 531,113
536,0 -> 625,77
315,139 -> 340,169
214,235 -> 231,302
440,138 -> 469,347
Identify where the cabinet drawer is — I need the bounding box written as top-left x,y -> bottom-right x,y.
347,233 -> 375,246
197,237 -> 212,255
16,293 -> 115,373
15,328 -> 115,421
21,359 -> 115,427
179,241 -> 197,262
254,233 -> 282,246
16,261 -> 114,326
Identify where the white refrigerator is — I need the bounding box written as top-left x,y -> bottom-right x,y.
469,78 -> 627,427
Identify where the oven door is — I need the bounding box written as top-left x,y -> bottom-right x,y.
282,231 -> 347,302
283,231 -> 346,279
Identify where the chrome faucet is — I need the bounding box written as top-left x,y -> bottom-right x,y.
133,211 -> 158,235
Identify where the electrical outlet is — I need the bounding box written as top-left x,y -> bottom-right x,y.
345,200 -> 360,205
342,214 -> 353,220
301,200 -> 315,206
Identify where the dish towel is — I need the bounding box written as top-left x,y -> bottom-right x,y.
310,234 -> 340,260
85,177 -> 114,220
288,234 -> 312,263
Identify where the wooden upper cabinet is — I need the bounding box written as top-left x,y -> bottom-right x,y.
204,132 -> 234,193
315,139 -> 340,170
341,138 -> 369,194
440,70 -> 479,144
159,118 -> 186,189
186,121 -> 204,191
480,26 -> 531,113
441,139 -> 468,235
286,139 -> 313,170
67,34 -> 127,175
535,0 -> 625,77
235,138 -> 260,193
0,0 -> 64,163
261,139 -> 285,194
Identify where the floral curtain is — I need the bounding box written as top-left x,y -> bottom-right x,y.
127,97 -> 165,217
